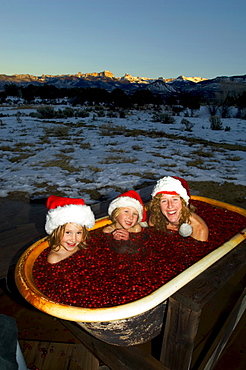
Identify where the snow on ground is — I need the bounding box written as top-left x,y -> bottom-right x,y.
0,104 -> 245,205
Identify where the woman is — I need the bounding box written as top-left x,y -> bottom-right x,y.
149,176 -> 208,241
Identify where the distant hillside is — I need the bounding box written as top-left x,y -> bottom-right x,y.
0,71 -> 246,98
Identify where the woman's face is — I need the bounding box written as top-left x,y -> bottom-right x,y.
159,193 -> 182,225
60,223 -> 83,251
116,206 -> 139,230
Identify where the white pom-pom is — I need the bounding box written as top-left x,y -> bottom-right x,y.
179,223 -> 193,237
139,221 -> 148,228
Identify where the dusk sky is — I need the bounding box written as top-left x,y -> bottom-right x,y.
1,0 -> 245,79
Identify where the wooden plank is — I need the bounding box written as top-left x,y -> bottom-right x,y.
60,320 -> 169,370
0,199 -> 46,233
198,288 -> 246,370
0,223 -> 44,279
0,199 -> 30,232
19,340 -> 99,370
171,240 -> 246,311
211,310 -> 246,370
160,298 -> 201,370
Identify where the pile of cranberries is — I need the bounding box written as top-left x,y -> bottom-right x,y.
33,200 -> 246,308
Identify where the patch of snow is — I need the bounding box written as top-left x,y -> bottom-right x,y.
0,105 -> 245,204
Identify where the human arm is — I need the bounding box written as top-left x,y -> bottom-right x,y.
190,213 -> 209,241
47,250 -> 61,264
102,224 -> 116,233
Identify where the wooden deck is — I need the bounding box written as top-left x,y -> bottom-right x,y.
0,191 -> 246,369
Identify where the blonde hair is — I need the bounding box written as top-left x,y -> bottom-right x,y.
110,207 -> 139,224
148,193 -> 195,232
48,223 -> 89,251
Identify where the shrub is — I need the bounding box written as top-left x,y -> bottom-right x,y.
119,110 -> 126,118
206,104 -> 219,116
36,106 -> 55,118
96,109 -> 106,117
181,118 -> 194,132
236,108 -> 246,119
107,110 -> 118,118
209,116 -> 223,130
62,107 -> 75,117
43,125 -> 69,138
220,105 -> 231,118
172,106 -> 183,115
76,110 -> 90,118
152,113 -> 175,124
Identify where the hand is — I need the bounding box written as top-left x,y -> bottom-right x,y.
112,229 -> 130,241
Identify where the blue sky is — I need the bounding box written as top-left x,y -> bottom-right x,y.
1,0 -> 245,79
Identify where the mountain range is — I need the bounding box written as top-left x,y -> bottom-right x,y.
0,71 -> 246,97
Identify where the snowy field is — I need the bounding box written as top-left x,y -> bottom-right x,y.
0,104 -> 245,205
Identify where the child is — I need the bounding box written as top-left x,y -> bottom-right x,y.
149,176 -> 209,241
45,195 -> 95,263
103,190 -> 147,241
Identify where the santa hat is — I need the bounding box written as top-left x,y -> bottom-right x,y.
151,176 -> 190,205
45,195 -> 95,235
108,190 -> 147,224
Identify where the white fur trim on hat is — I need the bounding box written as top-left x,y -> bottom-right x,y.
108,196 -> 143,222
151,176 -> 190,205
45,204 -> 95,235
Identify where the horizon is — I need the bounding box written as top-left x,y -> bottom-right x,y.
1,70 -> 245,81
2,0 -> 246,80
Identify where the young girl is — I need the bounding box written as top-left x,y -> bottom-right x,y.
103,190 -> 147,241
149,176 -> 209,241
45,195 -> 95,263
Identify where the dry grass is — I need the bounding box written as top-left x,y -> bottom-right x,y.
41,154 -> 79,172
99,155 -> 138,164
188,181 -> 246,209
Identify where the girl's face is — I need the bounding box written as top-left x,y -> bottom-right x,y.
116,206 -> 139,230
60,223 -> 83,251
160,193 -> 182,225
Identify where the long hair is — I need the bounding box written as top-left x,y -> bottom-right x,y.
110,207 -> 122,223
48,223 -> 89,251
148,193 -> 194,232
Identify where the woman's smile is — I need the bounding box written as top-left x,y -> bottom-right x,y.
160,194 -> 182,224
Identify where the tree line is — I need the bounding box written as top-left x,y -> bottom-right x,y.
1,83 -> 246,111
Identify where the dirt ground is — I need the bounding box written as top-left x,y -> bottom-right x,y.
1,180 -> 246,209
188,181 -> 246,210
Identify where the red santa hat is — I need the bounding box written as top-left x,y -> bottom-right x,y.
151,176 -> 190,205
45,195 -> 95,235
108,190 -> 147,224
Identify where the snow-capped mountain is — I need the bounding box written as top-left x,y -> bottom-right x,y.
0,71 -> 245,97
